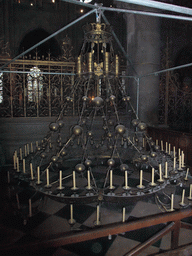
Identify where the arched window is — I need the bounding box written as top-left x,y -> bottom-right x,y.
27,66 -> 43,102
0,73 -> 3,103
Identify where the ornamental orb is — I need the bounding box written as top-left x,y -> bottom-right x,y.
85,159 -> 92,167
126,96 -> 131,101
60,149 -> 67,156
93,96 -> 103,107
132,119 -> 140,127
141,155 -> 148,162
107,158 -> 115,167
75,163 -> 85,172
49,122 -> 59,132
115,124 -> 126,135
37,146 -> 41,151
120,164 -> 128,172
107,132 -> 112,138
58,120 -> 64,128
108,119 -> 114,126
138,122 -> 147,131
154,145 -> 160,151
41,152 -> 46,159
122,97 -> 127,102
82,95 -> 88,102
73,125 -> 83,136
151,152 -> 157,158
110,95 -> 116,101
51,155 -> 58,162
88,131 -> 93,137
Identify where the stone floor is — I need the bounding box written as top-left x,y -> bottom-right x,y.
0,165 -> 192,256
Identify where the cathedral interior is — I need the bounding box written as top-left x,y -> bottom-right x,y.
1,0 -> 192,255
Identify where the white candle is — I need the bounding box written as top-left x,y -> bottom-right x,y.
142,138 -> 145,148
188,184 -> 192,200
171,194 -> 174,211
17,157 -> 20,172
161,140 -> 163,151
46,168 -> 49,186
70,204 -> 73,221
96,205 -> 100,225
110,169 -> 113,189
29,199 -> 32,217
169,143 -> 171,155
24,145 -> 27,157
73,171 -> 76,189
151,168 -> 155,185
23,159 -> 25,173
37,166 -> 41,184
156,139 -> 158,146
185,168 -> 189,181
30,163 -> 34,180
159,164 -> 163,181
87,170 -> 91,189
59,170 -> 62,189
20,148 -> 22,160
181,189 -> 185,205
164,162 -> 168,178
173,146 -> 176,158
125,170 -> 128,188
178,148 -> 181,157
27,144 -> 29,155
173,157 -> 176,169
165,142 -> 168,153
31,142 -> 33,153
122,207 -> 126,222
182,151 -> 185,167
179,155 -> 182,170
13,153 -> 16,169
140,170 -> 143,187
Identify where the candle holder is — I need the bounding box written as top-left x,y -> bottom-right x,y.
68,218 -> 76,225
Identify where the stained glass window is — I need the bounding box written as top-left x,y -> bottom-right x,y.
27,66 -> 43,102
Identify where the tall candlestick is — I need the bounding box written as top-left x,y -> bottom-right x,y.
23,158 -> 25,173
71,171 -> 78,190
150,168 -> 157,186
122,207 -> 126,222
161,140 -> 163,151
188,184 -> 192,200
96,205 -> 100,225
46,168 -> 50,186
170,194 -> 174,211
184,168 -> 189,181
164,162 -> 168,178
36,166 -> 42,185
109,170 -> 115,189
173,157 -> 176,170
178,154 -> 182,170
27,144 -> 29,155
173,146 -> 176,158
13,153 -> 16,169
29,199 -> 32,217
142,138 -> 145,148
68,204 -> 76,225
31,142 -> 33,153
86,170 -> 92,190
137,170 -> 145,189
17,157 -> 20,172
165,142 -> 168,153
24,145 -> 27,157
30,163 -> 34,180
158,164 -> 164,182
182,151 -> 185,167
180,189 -> 186,206
19,148 -> 22,160
156,139 -> 158,146
57,170 -> 64,190
168,143 -> 171,155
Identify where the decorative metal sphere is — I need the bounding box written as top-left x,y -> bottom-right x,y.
110,95 -> 116,101
126,96 -> 131,101
88,131 -> 93,137
115,124 -> 126,135
73,125 -> 83,136
132,119 -> 140,127
138,122 -> 147,131
60,149 -> 67,156
37,146 -> 41,151
81,118 -> 86,125
122,97 -> 127,102
82,96 -> 88,101
120,164 -> 128,171
108,119 -> 114,126
151,152 -> 157,158
41,152 -> 46,158
75,163 -> 85,172
154,145 -> 160,151
51,155 -> 58,162
85,159 -> 92,167
49,122 -> 59,132
107,132 -> 112,138
58,120 -> 64,128
107,158 -> 115,167
141,155 -> 148,162
93,96 -> 103,107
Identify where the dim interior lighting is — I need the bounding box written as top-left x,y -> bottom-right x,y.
52,0 -> 55,3
80,9 -> 84,13
30,2 -> 33,6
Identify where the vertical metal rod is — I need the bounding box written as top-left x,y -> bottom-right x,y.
136,77 -> 139,118
0,9 -> 96,70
